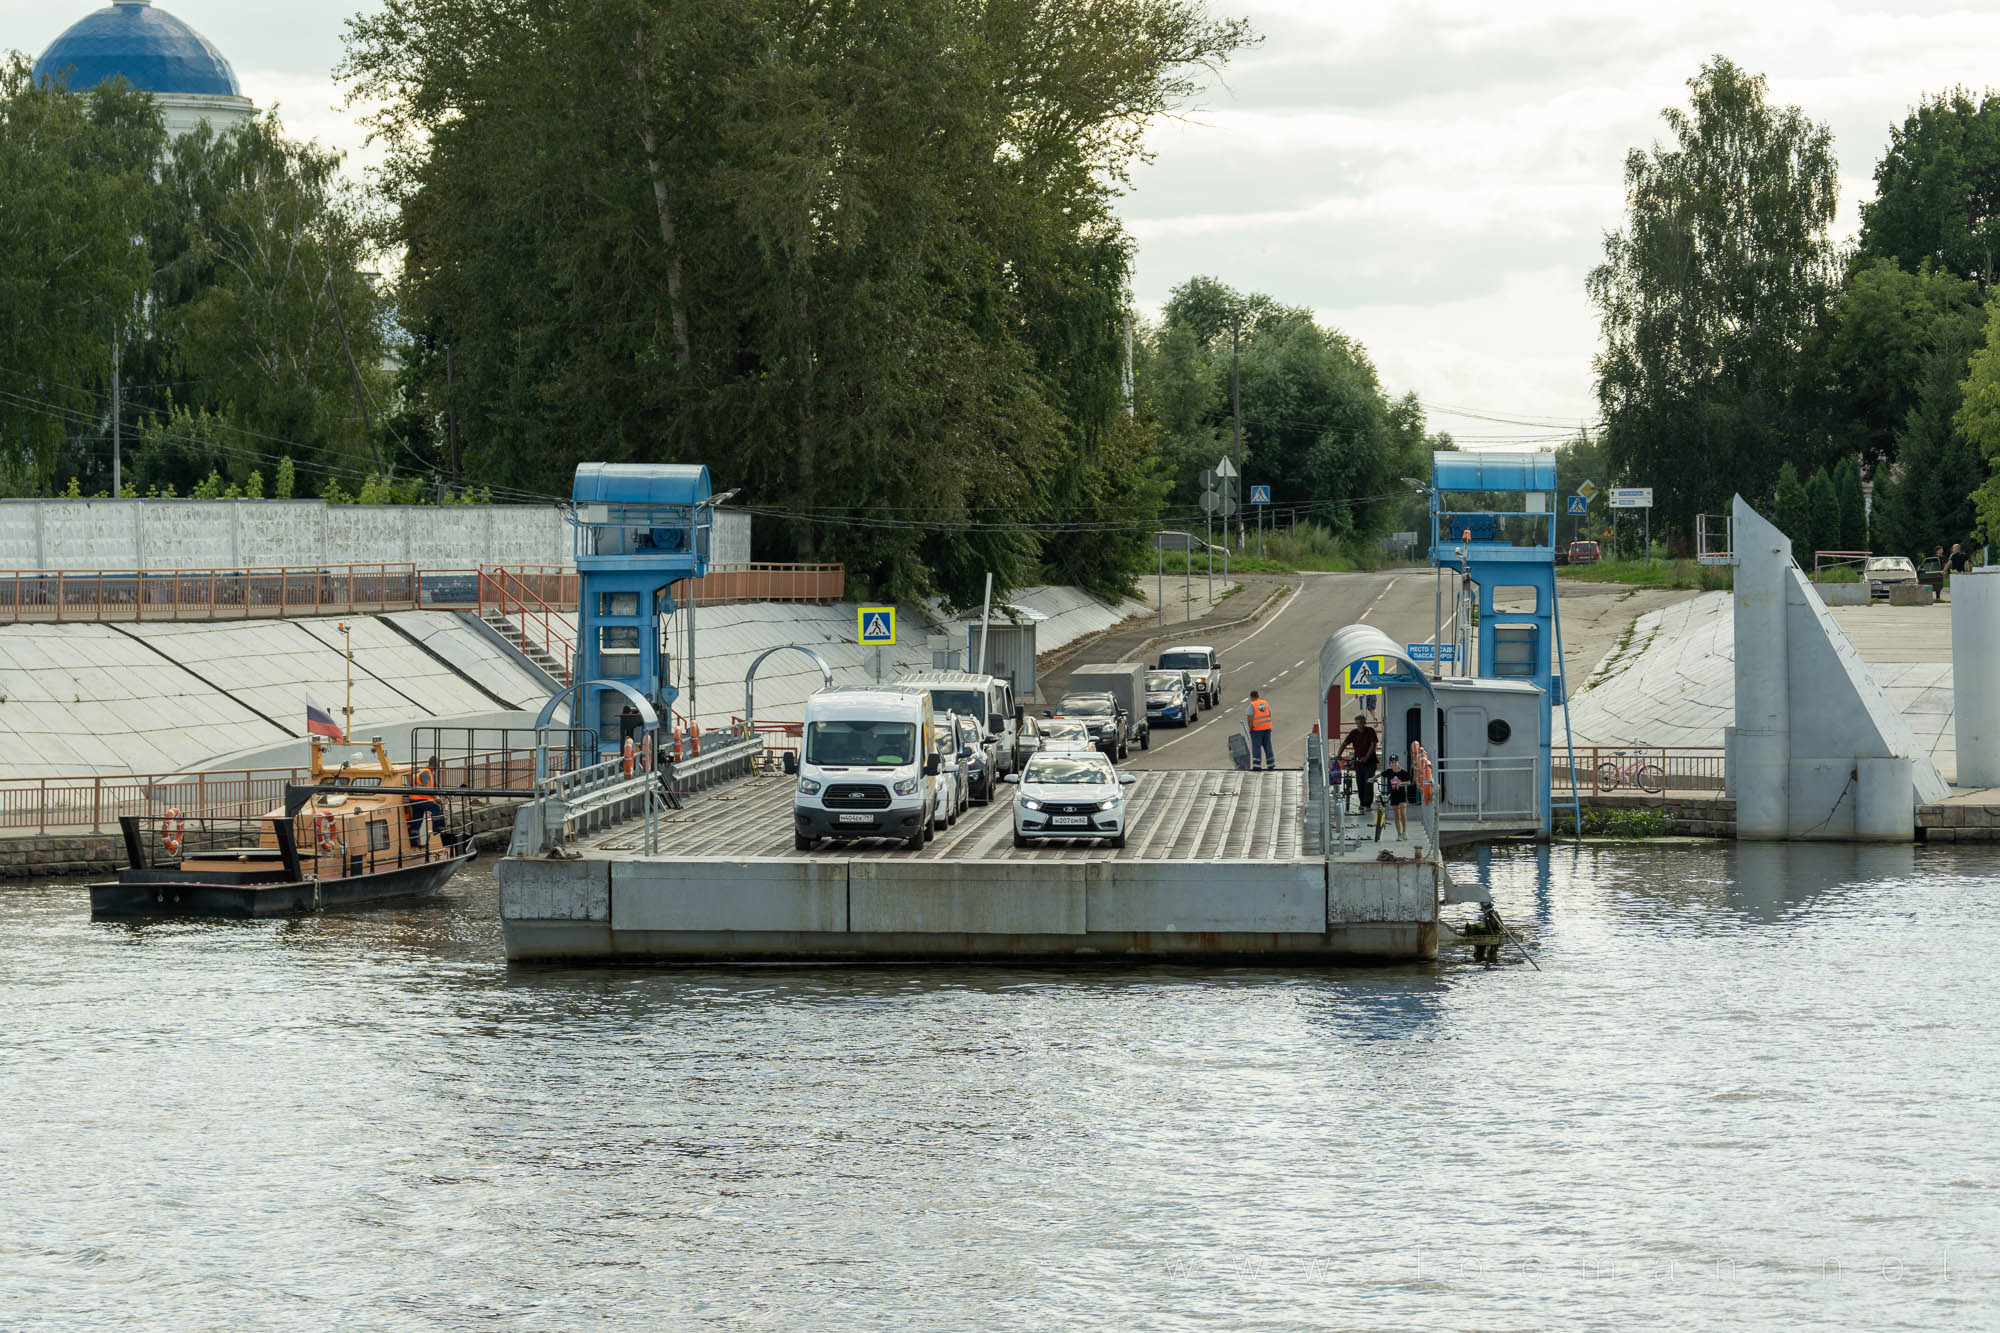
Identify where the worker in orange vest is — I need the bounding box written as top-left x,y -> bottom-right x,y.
1245,690 -> 1275,770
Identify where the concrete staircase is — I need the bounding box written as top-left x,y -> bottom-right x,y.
481,610 -> 569,683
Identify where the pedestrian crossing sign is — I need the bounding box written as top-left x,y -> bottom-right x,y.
1346,657 -> 1384,695
858,606 -> 897,645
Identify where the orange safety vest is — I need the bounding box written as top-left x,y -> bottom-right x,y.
1249,699 -> 1273,731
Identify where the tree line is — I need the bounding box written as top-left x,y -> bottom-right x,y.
1591,57 -> 2000,561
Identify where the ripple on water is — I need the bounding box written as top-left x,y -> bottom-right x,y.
2,848 -> 1999,1329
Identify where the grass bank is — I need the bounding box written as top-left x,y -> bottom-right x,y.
1559,557 -> 1732,591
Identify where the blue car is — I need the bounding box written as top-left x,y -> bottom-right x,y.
1144,670 -> 1199,727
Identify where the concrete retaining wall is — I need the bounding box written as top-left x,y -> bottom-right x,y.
0,501 -> 753,570
1812,582 -> 1870,606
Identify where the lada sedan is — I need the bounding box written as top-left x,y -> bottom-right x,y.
1005,751 -> 1137,849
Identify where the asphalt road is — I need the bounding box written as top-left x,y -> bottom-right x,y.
1048,568 -> 1456,771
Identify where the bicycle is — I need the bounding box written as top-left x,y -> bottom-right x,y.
1594,750 -> 1666,794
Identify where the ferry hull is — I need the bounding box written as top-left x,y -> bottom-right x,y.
90,854 -> 472,918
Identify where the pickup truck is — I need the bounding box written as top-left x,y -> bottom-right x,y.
1156,644 -> 1222,708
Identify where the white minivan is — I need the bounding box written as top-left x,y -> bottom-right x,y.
895,671 -> 1022,776
794,690 -> 941,851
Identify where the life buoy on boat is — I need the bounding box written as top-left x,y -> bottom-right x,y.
688,724 -> 701,757
670,727 -> 684,763
316,812 -> 340,854
1411,741 -> 1434,805
621,736 -> 636,777
161,808 -> 185,856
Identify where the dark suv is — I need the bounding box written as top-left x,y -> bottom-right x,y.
1052,692 -> 1130,760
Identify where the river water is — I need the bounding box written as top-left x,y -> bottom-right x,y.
3,841 -> 1996,1330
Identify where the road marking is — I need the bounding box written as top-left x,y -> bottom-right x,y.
1361,577 -> 1400,622
1141,578 -> 1306,758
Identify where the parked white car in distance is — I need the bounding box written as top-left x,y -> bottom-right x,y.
1865,556 -> 1918,599
1005,750 -> 1137,849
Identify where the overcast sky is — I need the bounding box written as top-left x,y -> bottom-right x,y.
13,0 -> 2000,448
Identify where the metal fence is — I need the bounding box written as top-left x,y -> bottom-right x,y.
0,564 -> 427,623
1551,746 -> 1724,796
0,748 -> 566,835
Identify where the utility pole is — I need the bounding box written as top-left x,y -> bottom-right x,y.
1231,313 -> 1244,551
110,337 -> 121,498
445,345 -> 461,482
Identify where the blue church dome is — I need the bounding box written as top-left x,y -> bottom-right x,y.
34,2 -> 242,98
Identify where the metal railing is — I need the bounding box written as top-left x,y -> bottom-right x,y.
479,567 -> 578,684
1551,746 -> 1724,796
0,747 -> 567,835
1435,756 -> 1541,824
0,564 -> 429,623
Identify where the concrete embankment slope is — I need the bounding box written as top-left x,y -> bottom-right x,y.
1564,590 -> 1959,782
0,611 -> 552,780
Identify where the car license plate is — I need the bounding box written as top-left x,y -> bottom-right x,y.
837,814 -> 874,824
1050,816 -> 1089,827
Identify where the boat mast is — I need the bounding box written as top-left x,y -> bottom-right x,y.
339,620 -> 353,742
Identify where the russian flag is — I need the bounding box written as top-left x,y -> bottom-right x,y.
306,695 -> 345,743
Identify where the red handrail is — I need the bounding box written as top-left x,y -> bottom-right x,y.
478,567 -> 577,685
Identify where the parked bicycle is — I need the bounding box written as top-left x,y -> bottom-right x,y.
1594,750 -> 1666,794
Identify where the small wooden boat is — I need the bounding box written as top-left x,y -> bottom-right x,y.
90,738 -> 473,918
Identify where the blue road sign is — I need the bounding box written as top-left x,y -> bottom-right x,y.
857,606 -> 897,645
1405,643 -> 1459,663
1567,495 -> 1589,515
1250,485 -> 1271,505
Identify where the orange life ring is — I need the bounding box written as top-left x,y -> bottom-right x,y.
621,736 -> 636,776
689,724 -> 701,757
1411,742 -> 1435,804
671,728 -> 684,763
161,808 -> 185,856
316,812 -> 340,854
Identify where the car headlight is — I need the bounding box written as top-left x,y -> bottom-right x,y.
1097,799 -> 1121,812
796,779 -> 821,796
893,777 -> 919,796
1021,799 -> 1043,811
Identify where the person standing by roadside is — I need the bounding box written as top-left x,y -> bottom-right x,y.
1950,543 -> 1970,574
1338,712 -> 1379,811
1245,691 -> 1275,771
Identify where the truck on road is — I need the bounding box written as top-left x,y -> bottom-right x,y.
1063,663 -> 1151,754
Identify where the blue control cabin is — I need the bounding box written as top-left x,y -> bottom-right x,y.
1429,450 -> 1559,831
570,464 -> 714,751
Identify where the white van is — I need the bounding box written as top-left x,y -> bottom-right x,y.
793,690 -> 940,852
894,671 -> 1022,775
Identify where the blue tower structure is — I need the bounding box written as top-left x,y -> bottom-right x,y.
1429,450 -> 1561,831
570,463 -> 714,750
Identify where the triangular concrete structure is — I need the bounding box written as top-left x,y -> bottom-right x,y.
1731,496 -> 1947,839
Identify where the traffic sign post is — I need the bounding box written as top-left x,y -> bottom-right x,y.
1251,484 -> 1270,556
1609,487 -> 1654,564
1405,643 -> 1458,664
1567,495 -> 1588,516
1345,657 -> 1384,695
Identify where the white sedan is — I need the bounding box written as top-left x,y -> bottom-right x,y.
1006,751 -> 1137,849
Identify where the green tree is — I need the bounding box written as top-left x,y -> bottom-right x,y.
1858,89 -> 2000,285
1833,457 -> 1866,549
1804,466 -> 1839,556
1588,57 -> 1841,536
1802,259 -> 1984,468
1772,461 -> 1810,555
0,57 -> 161,494
342,0 -> 1254,605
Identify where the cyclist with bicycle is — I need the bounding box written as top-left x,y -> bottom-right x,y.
1336,713 -> 1379,815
